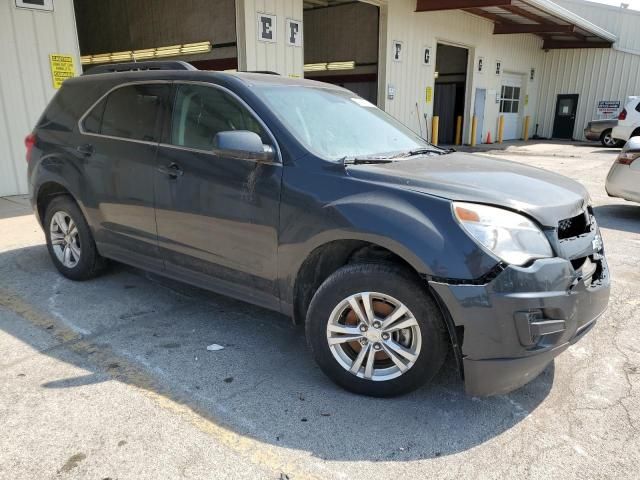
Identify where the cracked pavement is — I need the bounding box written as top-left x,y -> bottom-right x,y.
0,141 -> 639,479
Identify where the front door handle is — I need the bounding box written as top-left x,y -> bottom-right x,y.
157,162 -> 184,178
76,144 -> 94,156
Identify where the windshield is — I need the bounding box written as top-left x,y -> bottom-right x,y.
254,86 -> 432,161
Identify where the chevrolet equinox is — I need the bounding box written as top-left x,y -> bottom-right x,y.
27,61 -> 610,396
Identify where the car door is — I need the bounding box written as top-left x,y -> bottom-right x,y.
154,82 -> 282,309
77,82 -> 171,270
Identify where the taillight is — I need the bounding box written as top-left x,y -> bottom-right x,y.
617,151 -> 640,165
618,109 -> 627,121
25,133 -> 36,163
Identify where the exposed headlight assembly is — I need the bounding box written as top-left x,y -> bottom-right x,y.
453,202 -> 553,266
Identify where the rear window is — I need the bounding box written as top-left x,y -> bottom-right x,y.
82,84 -> 170,142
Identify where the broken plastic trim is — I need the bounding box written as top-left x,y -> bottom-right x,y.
425,262 -> 508,286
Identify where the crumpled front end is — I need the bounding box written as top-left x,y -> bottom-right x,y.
430,208 -> 610,396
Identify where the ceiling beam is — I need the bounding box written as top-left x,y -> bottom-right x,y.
416,0 -> 511,13
500,4 -> 555,24
463,7 -> 508,23
543,40 -> 612,49
494,23 -> 575,34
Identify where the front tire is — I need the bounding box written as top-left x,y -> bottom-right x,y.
306,263 -> 447,397
44,196 -> 107,281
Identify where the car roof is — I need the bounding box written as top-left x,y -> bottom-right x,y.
68,66 -> 348,93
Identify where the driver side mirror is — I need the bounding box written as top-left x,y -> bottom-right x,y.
213,130 -> 275,162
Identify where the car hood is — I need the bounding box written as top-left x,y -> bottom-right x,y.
346,152 -> 589,226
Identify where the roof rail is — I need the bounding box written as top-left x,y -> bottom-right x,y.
83,60 -> 197,76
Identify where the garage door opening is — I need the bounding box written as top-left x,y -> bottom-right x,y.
74,0 -> 239,72
303,1 -> 380,104
500,73 -> 525,141
433,43 -> 468,145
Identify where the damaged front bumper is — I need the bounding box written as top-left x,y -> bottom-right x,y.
430,252 -> 610,396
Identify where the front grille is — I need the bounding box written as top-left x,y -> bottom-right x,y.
558,208 -> 592,240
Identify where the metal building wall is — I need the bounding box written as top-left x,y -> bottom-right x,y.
535,1 -> 640,139
384,0 -> 545,143
0,0 -> 81,197
536,47 -> 640,139
236,0 -> 304,77
555,0 -> 640,54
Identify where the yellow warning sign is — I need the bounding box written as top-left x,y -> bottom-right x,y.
426,86 -> 433,104
49,54 -> 75,89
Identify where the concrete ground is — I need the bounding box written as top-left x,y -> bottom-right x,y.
1,141 -> 638,480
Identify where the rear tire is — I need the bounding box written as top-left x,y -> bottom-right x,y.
306,263 -> 447,397
601,129 -> 618,147
44,196 -> 107,281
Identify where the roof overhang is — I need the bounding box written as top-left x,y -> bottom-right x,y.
415,0 -> 617,49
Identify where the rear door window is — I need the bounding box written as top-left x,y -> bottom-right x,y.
83,84 -> 170,142
169,84 -> 268,151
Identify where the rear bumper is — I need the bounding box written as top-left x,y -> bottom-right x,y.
612,125 -> 633,142
583,129 -> 600,141
430,255 -> 610,396
606,163 -> 640,203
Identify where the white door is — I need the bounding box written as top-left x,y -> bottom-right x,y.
500,73 -> 523,140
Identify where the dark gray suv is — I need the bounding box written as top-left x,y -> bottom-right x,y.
27,61 -> 609,397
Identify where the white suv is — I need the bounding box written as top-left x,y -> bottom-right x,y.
612,96 -> 640,142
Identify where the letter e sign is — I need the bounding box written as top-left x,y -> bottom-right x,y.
286,19 -> 303,47
258,13 -> 277,43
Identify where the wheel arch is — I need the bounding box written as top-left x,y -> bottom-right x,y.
291,237 -> 429,327
35,181 -> 81,226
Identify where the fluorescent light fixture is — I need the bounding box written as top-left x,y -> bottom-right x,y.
81,41 -> 213,65
327,61 -> 355,71
304,61 -> 356,72
304,62 -> 327,72
132,49 -> 155,60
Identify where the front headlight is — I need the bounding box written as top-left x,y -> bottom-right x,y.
453,202 -> 553,266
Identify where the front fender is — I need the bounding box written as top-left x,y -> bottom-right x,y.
278,178 -> 498,311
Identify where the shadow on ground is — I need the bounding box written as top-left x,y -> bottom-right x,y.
0,244 -> 555,462
594,204 -> 640,234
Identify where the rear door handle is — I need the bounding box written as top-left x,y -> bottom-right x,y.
157,162 -> 184,178
76,144 -> 94,156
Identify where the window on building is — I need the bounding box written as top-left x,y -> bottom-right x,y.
170,84 -> 268,151
500,85 -> 521,114
88,84 -> 169,142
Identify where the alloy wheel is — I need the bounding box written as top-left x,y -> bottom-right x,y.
50,211 -> 81,268
326,292 -> 422,381
603,133 -> 616,147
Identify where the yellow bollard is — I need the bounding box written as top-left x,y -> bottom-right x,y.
523,115 -> 530,141
497,115 -> 505,144
455,116 -> 463,146
471,116 -> 478,147
432,116 -> 440,146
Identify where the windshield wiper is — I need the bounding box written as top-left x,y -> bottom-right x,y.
397,147 -> 449,158
341,156 -> 396,165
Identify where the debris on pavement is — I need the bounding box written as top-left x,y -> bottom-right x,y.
206,344 -> 224,351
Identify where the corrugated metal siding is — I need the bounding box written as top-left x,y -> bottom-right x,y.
554,0 -> 640,53
384,0 -> 544,142
0,0 -> 81,197
237,0 -> 304,77
536,47 -> 640,139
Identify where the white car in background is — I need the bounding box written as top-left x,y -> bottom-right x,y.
612,96 -> 640,142
606,136 -> 640,203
